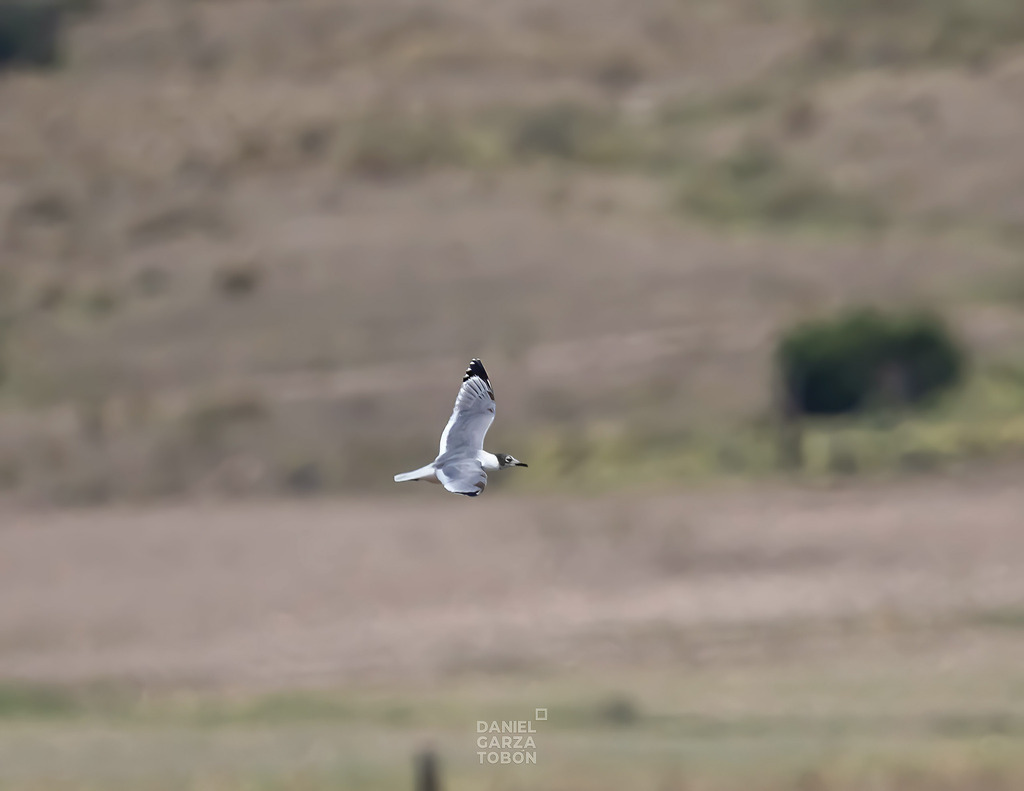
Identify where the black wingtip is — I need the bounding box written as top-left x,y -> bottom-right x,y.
463,358 -> 489,384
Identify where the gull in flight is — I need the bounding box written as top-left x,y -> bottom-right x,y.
394,359 -> 528,496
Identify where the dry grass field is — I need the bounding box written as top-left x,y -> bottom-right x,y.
4,469 -> 1023,688
3,1 -> 1024,789
2,470 -> 1024,789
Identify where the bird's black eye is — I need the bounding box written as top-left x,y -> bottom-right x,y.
505,456 -> 512,463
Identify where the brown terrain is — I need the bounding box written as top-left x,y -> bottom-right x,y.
3,0 -> 1024,501
2,1 -> 1024,788
2,470 -> 1024,689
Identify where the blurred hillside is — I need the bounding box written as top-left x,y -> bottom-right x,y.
3,0 -> 1024,502
4,8 -> 1024,791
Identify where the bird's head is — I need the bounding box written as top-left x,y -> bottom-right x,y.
497,453 -> 528,469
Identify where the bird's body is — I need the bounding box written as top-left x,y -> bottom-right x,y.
392,450 -> 502,485
393,359 -> 527,496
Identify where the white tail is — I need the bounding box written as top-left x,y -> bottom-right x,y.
394,464 -> 438,483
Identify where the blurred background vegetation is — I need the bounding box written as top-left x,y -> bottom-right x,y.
2,0 -> 1024,504
3,1 -> 1024,789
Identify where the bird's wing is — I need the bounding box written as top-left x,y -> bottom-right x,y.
438,358 -> 496,455
435,458 -> 487,497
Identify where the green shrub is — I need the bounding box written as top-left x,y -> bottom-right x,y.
0,1 -> 63,70
511,104 -> 595,161
806,0 -> 1024,67
777,308 -> 967,416
342,114 -> 468,178
213,262 -> 260,298
597,694 -> 641,727
679,141 -> 887,230
509,103 -> 637,166
186,392 -> 268,450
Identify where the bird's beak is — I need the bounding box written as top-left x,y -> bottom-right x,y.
516,461 -> 529,468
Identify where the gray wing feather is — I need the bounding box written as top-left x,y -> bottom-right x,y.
435,459 -> 487,496
438,372 -> 495,455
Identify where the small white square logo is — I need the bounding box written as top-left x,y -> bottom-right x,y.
535,708 -> 547,721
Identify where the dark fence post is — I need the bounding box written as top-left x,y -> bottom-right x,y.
414,748 -> 440,791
